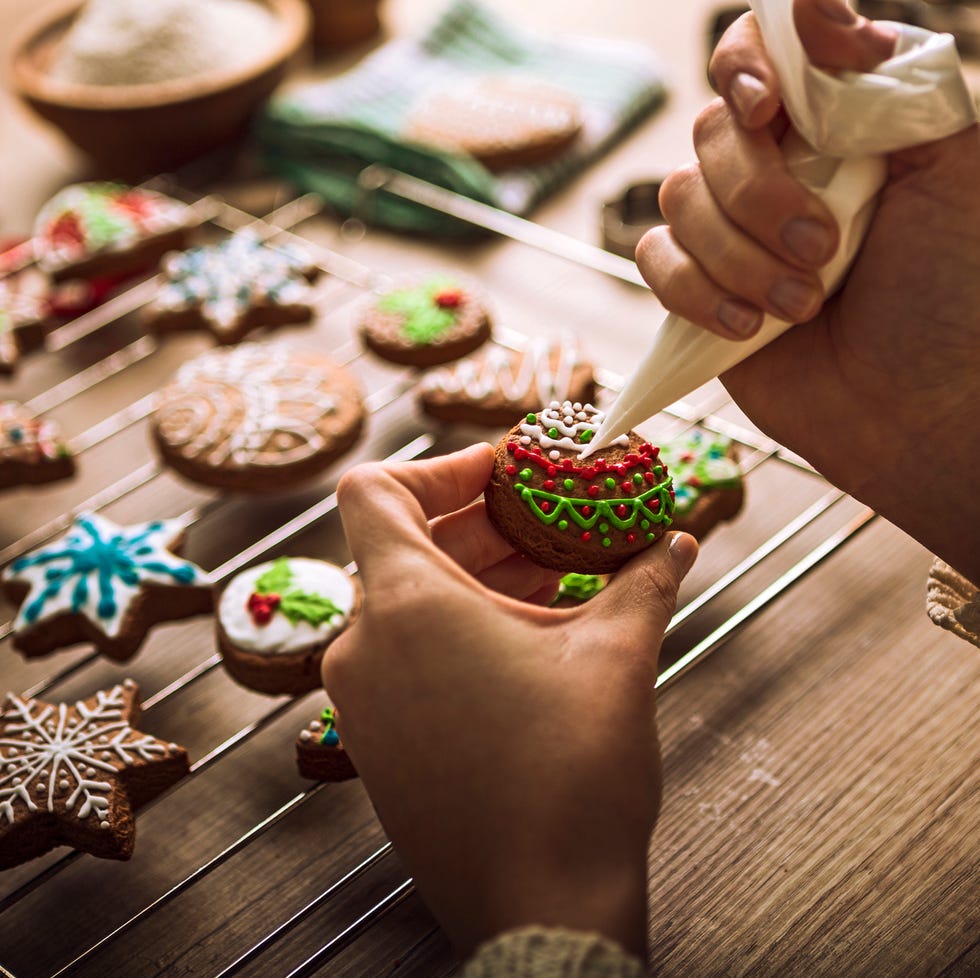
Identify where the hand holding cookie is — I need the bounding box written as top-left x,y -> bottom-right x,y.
323,444 -> 697,958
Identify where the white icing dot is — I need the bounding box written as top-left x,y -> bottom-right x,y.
310,721 -> 322,731
100,821 -> 110,830
101,751 -> 112,760
563,416 -> 574,425
549,450 -> 561,461
59,779 -> 70,791
98,735 -> 108,744
123,679 -> 135,689
519,435 -> 531,445
549,400 -> 559,409
12,777 -> 20,785
572,402 -> 582,411
299,730 -> 312,742
36,782 -> 46,793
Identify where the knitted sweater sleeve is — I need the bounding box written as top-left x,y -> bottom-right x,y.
461,927 -> 647,978
927,559 -> 980,648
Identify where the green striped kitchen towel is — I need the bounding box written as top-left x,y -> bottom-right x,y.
256,0 -> 667,235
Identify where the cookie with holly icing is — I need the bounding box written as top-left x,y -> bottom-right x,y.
145,231 -> 321,345
0,679 -> 189,869
295,706 -> 357,782
1,512 -> 213,660
403,75 -> 582,171
357,274 -> 492,367
660,431 -> 744,539
485,401 -> 675,573
217,556 -> 360,695
151,342 -> 365,492
419,335 -> 595,427
0,401 -> 75,490
33,182 -> 195,283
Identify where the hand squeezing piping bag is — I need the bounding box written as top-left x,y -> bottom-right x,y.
582,0 -> 977,458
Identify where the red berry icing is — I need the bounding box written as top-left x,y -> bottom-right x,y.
247,591 -> 281,625
434,288 -> 463,308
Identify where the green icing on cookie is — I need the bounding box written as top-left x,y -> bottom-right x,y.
659,432 -> 741,514
377,278 -> 463,344
254,557 -> 343,627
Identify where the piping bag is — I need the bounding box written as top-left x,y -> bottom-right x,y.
583,0 -> 977,457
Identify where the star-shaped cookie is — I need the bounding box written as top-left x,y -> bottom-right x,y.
0,680 -> 189,868
1,512 -> 213,660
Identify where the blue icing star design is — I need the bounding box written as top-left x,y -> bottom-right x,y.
4,513 -> 210,639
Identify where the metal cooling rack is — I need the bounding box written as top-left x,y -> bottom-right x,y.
0,171 -> 876,978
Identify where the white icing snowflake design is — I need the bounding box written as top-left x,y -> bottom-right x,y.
2,512 -> 210,638
0,682 -> 179,828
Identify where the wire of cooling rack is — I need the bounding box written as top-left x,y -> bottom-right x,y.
0,172 -> 872,978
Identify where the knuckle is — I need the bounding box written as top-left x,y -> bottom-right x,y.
692,97 -> 729,149
657,164 -> 700,224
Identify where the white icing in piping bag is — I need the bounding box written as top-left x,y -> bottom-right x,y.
583,0 -> 977,458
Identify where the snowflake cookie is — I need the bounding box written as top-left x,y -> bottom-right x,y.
1,512 -> 213,660
0,680 -> 189,869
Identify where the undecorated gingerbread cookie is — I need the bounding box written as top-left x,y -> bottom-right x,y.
151,343 -> 366,491
145,231 -> 320,345
403,75 -> 583,171
33,182 -> 195,283
0,679 -> 189,869
418,335 -> 595,427
1,512 -> 213,660
357,275 -> 492,367
218,556 -> 360,695
0,401 -> 75,490
295,706 -> 357,782
485,401 -> 675,573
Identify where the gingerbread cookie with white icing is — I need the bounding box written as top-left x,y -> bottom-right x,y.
151,343 -> 365,492
358,275 -> 492,368
295,706 -> 357,782
0,401 -> 75,490
0,278 -> 48,375
403,75 -> 583,171
485,401 -> 675,574
660,430 -> 744,540
218,557 -> 360,695
1,512 -> 213,660
0,679 -> 190,869
418,335 -> 595,427
33,182 -> 195,283
145,231 -> 321,345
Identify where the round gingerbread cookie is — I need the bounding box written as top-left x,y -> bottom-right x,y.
145,231 -> 321,345
0,277 -> 48,375
485,401 -> 675,574
151,343 -> 365,491
659,430 -> 744,540
296,706 -> 357,782
357,274 -> 492,367
217,556 -> 360,695
419,334 -> 595,427
0,401 -> 75,490
33,182 -> 195,283
403,75 -> 583,171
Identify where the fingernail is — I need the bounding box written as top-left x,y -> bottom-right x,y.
816,0 -> 857,25
668,532 -> 698,578
717,298 -> 763,337
730,72 -> 768,122
768,278 -> 821,322
781,217 -> 834,265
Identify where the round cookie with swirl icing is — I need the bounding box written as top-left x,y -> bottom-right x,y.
357,274 -> 492,367
485,401 -> 675,574
217,556 -> 360,695
151,342 -> 365,492
418,335 -> 595,427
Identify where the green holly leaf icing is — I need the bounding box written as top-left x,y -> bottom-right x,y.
377,278 -> 460,344
255,556 -> 293,595
279,589 -> 343,627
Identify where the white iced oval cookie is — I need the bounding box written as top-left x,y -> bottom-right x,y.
218,557 -> 355,656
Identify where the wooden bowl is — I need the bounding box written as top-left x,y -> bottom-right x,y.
6,0 -> 311,180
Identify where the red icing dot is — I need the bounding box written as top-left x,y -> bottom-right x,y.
580,531 -> 591,542
624,453 -> 639,465
543,479 -> 556,490
644,471 -> 655,483
505,464 -> 517,476
581,505 -> 592,516
626,532 -> 637,543
506,442 -> 517,454
547,465 -> 557,477
687,476 -> 702,488
650,499 -> 660,511
434,288 -> 463,308
620,481 -> 632,493
588,485 -> 599,498
561,459 -> 574,471
540,500 -> 551,513
616,504 -> 628,517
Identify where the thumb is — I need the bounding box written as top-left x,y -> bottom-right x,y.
582,531 -> 698,636
793,0 -> 898,72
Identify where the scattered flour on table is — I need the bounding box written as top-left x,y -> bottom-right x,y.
49,0 -> 280,86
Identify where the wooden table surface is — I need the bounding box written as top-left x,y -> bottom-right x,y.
1,2 -> 978,976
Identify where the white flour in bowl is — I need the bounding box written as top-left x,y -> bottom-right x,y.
49,0 -> 280,86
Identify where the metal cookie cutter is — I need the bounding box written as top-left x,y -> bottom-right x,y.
600,180 -> 667,260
